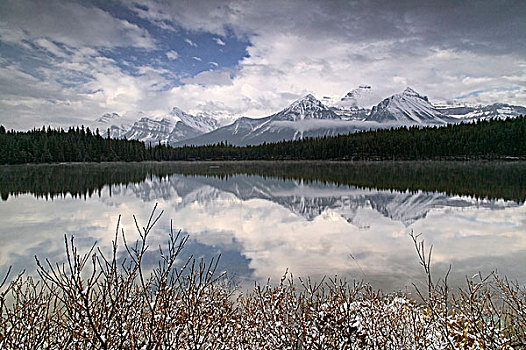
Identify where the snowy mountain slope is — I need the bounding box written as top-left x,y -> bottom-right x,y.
96,87 -> 525,147
95,112 -> 132,138
365,87 -> 452,125
329,85 -> 381,121
95,107 -> 221,145
106,125 -> 129,139
168,121 -> 204,143
332,108 -> 369,120
168,107 -> 219,133
174,115 -> 292,146
237,94 -> 357,143
124,117 -> 175,144
195,111 -> 239,127
333,85 -> 381,110
437,103 -> 526,120
271,94 -> 341,121
331,85 -> 382,120
96,112 -> 121,124
170,116 -> 272,146
177,95 -> 362,146
178,89 -> 458,146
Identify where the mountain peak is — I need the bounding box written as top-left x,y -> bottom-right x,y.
169,106 -> 185,116
401,87 -> 426,99
334,85 -> 379,110
271,93 -> 340,122
344,85 -> 372,97
173,108 -> 219,133
168,106 -> 194,122
286,93 -> 327,113
96,112 -> 121,123
288,94 -> 325,111
293,93 -> 319,104
366,88 -> 446,124
403,87 -> 418,94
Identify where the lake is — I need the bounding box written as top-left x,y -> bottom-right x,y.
1,161 -> 525,292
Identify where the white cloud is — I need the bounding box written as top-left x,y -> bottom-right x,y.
1,0 -> 526,129
0,0 -> 155,49
185,38 -> 198,47
213,37 -> 226,46
158,31 -> 525,119
34,38 -> 70,58
192,56 -> 202,62
165,50 -> 179,60
108,0 -> 525,121
0,41 -> 176,129
182,68 -> 234,86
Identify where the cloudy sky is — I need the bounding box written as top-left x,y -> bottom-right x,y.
1,0 -> 525,130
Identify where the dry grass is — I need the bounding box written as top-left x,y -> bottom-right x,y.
1,206 -> 525,349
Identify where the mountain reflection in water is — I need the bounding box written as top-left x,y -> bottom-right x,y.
0,161 -> 525,291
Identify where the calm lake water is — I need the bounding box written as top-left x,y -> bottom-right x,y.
1,161 -> 525,292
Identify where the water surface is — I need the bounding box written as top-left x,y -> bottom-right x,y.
1,161 -> 525,291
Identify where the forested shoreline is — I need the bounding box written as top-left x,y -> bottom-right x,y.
1,116 -> 525,164
2,161 -> 524,203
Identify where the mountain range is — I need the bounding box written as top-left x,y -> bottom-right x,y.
95,87 -> 526,146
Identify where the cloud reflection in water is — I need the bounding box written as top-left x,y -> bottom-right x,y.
0,172 -> 524,291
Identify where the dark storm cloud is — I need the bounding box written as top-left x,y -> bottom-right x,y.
308,0 -> 525,55
134,0 -> 525,56
384,0 -> 526,55
289,0 -> 525,55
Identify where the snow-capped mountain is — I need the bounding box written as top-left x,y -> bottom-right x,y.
95,107 -> 221,145
124,117 -> 176,144
177,94 -> 360,146
95,112 -> 132,138
96,86 -> 525,147
331,87 -> 374,120
168,107 -> 219,133
437,103 -> 526,121
333,85 -> 382,110
96,112 -> 121,124
365,87 -> 452,125
195,111 -> 239,127
179,88 -> 460,146
106,125 -> 129,139
271,94 -> 341,121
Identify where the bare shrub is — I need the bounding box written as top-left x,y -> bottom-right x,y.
0,208 -> 524,349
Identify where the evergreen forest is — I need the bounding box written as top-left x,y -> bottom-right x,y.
0,116 -> 525,164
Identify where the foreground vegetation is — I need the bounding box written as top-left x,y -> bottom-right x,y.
1,207 -> 525,349
1,116 -> 525,164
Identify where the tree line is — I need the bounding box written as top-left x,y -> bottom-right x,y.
0,116 -> 525,164
0,162 -> 180,201
166,116 -> 526,161
0,125 -> 147,164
